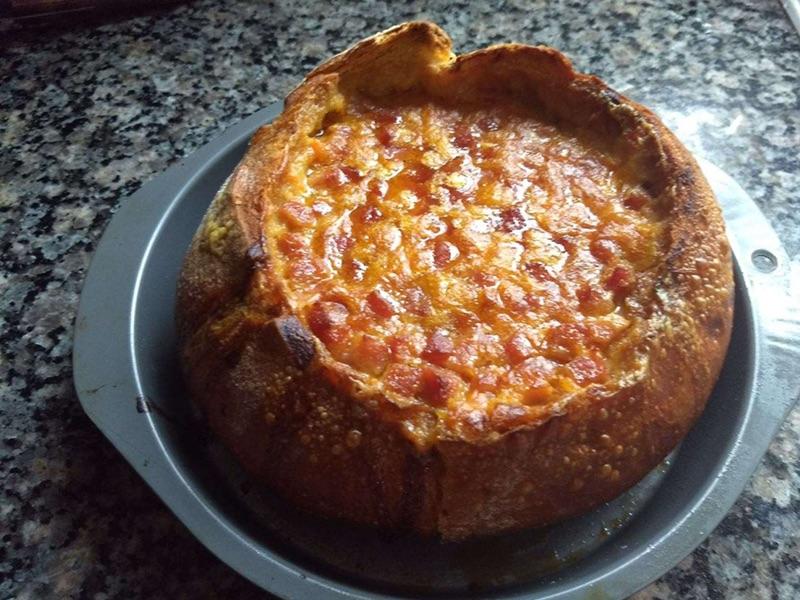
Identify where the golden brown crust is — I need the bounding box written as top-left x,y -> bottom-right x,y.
176,22 -> 733,539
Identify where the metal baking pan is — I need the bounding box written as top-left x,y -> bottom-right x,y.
73,102 -> 800,600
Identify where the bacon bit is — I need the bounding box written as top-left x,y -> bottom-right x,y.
605,266 -> 634,294
420,366 -> 460,407
522,384 -> 553,405
407,164 -> 435,183
367,288 -> 401,318
421,328 -> 455,366
388,333 -> 424,361
375,125 -> 394,147
307,301 -> 349,345
491,403 -> 529,431
366,179 -> 388,203
453,310 -> 479,329
554,235 -> 579,253
404,286 -> 432,316
478,116 -> 500,132
453,124 -> 474,149
500,282 -> 529,314
318,166 -> 360,189
449,338 -> 480,373
385,364 -> 423,396
524,261 -> 556,282
472,271 -> 499,287
589,238 -> 617,263
344,258 -> 367,282
505,357 -> 556,405
498,207 -> 529,234
352,335 -> 390,376
340,166 -> 363,182
576,284 -> 615,316
548,322 -> 588,354
277,232 -> 307,258
372,109 -> 401,125
624,193 -> 648,210
334,232 -> 354,253
279,202 -> 314,228
433,240 -> 460,267
475,370 -> 499,392
288,258 -> 321,283
355,203 -> 383,224
567,354 -> 608,385
505,333 -> 534,365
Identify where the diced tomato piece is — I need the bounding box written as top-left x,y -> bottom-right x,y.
307,301 -> 349,345
404,286 -> 432,316
433,240 -> 460,267
367,288 -> 401,318
605,266 -> 634,294
421,328 -> 455,366
384,364 -> 423,396
589,238 -> 617,263
420,366 -> 461,407
505,333 -> 534,365
567,354 -> 608,385
351,335 -> 390,376
279,202 -> 314,229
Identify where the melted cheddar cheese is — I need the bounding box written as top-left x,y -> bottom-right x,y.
270,94 -> 665,432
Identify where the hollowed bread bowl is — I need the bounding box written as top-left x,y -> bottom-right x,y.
177,22 -> 734,539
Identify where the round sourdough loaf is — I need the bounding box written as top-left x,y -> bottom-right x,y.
177,22 -> 734,539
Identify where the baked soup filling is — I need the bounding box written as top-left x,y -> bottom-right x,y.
270,94 -> 666,438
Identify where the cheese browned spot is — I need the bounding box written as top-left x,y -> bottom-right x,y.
269,93 -> 666,432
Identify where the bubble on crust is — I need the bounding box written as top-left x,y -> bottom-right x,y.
346,429 -> 363,448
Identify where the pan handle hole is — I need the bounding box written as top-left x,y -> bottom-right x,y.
751,249 -> 777,273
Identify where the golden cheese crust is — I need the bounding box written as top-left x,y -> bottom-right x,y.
177,22 -> 734,539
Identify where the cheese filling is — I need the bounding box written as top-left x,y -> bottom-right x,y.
270,94 -> 665,431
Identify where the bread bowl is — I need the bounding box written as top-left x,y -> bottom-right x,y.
176,22 -> 734,540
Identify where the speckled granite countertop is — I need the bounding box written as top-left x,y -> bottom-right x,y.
1,1 -> 799,598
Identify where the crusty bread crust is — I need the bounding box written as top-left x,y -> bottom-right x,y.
177,22 -> 733,539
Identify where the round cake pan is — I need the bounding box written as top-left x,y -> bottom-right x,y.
73,102 -> 800,600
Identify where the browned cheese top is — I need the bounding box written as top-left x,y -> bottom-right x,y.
268,93 -> 667,439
